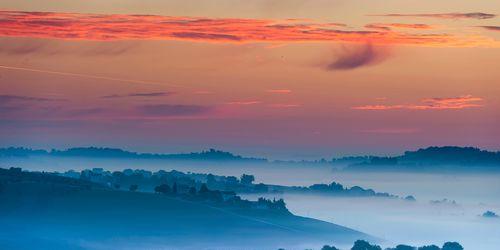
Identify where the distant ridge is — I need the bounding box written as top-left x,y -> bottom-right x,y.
345,146 -> 500,171
1,146 -> 500,169
0,147 -> 267,162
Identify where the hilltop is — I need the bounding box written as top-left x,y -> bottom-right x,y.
2,146 -> 500,171
0,147 -> 266,162
345,146 -> 500,171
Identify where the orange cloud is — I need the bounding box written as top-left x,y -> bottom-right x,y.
266,89 -> 292,94
225,101 -> 261,105
0,10 -> 498,47
352,95 -> 484,110
365,23 -> 434,31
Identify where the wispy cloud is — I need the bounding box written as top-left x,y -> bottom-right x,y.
136,104 -> 213,116
0,94 -> 65,104
0,96 -> 104,120
352,95 -> 484,110
269,104 -> 301,108
64,108 -> 105,117
371,12 -> 496,20
325,43 -> 389,70
0,39 -> 137,56
225,101 -> 261,105
365,23 -> 434,31
477,26 -> 500,31
0,65 -> 169,87
0,10 -> 497,47
0,40 -> 52,55
101,92 -> 173,99
266,89 -> 292,94
359,128 -> 420,134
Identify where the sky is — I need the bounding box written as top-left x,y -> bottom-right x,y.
0,0 -> 499,159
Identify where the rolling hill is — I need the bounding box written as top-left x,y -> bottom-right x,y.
0,168 -> 370,250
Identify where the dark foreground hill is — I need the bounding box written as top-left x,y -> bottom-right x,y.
0,169 -> 370,250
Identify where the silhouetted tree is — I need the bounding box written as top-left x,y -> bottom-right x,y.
199,183 -> 209,194
417,245 -> 440,250
442,242 -> 463,250
240,174 -> 255,185
9,167 -> 22,174
112,171 -> 123,178
351,240 -> 382,250
254,183 -> 268,192
322,245 -> 340,250
225,176 -> 239,188
154,184 -> 170,194
404,195 -> 416,202
129,184 -> 138,192
273,198 -> 287,210
389,245 -> 416,250
482,210 -> 498,218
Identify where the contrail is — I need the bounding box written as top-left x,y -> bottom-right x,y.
0,65 -> 183,88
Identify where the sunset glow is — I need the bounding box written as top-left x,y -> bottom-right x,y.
0,1 -> 499,158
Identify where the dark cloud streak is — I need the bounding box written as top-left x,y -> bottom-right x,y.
325,43 -> 389,71
137,104 -> 213,116
365,23 -> 433,31
0,95 -> 65,104
478,26 -> 500,31
0,38 -> 137,56
101,92 -> 174,99
372,12 -> 496,20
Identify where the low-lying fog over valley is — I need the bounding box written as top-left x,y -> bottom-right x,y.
1,146 -> 499,249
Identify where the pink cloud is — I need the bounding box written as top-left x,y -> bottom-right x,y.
352,95 -> 484,110
359,128 -> 420,134
225,101 -> 261,105
266,89 -> 292,94
269,104 -> 301,108
0,10 -> 497,47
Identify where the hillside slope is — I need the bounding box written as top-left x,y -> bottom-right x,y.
0,170 -> 369,250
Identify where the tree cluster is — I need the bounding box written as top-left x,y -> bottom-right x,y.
318,240 -> 463,250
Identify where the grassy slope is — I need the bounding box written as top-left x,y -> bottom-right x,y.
0,175 -> 369,250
